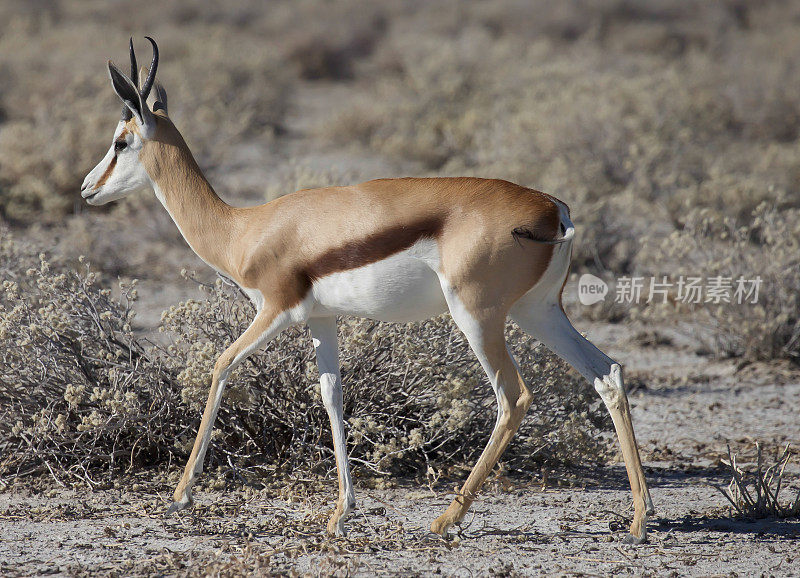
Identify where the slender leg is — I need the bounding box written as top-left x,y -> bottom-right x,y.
510,301 -> 654,543
431,288 -> 533,536
167,307 -> 296,514
307,317 -> 355,536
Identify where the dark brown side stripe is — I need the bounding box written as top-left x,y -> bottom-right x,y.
305,216 -> 444,283
93,155 -> 117,190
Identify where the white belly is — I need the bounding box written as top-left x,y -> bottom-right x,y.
310,241 -> 447,322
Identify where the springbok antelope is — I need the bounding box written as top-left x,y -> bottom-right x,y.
82,38 -> 654,542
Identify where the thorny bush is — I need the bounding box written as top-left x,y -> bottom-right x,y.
0,231 -> 180,483
0,231 -> 611,486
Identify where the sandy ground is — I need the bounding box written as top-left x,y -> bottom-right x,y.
2,479 -> 798,577
2,331 -> 799,577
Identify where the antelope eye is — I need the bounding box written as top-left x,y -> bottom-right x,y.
114,140 -> 128,152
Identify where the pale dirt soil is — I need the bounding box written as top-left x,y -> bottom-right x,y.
2,324 -> 799,577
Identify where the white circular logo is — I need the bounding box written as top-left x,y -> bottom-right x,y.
577,274 -> 608,305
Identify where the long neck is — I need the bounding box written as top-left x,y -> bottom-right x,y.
141,119 -> 240,275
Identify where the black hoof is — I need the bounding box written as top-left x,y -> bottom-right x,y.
623,532 -> 647,545
166,501 -> 189,516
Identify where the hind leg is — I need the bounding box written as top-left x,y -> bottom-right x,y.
431,283 -> 533,536
510,301 -> 654,543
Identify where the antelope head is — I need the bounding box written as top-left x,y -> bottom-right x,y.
81,37 -> 168,205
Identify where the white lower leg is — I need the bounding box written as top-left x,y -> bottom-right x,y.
309,317 -> 355,536
321,372 -> 355,535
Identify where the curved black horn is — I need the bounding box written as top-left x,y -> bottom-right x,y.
129,37 -> 139,87
140,36 -> 159,99
121,37 -> 137,121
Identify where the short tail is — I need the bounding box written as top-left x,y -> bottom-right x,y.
512,223 -> 575,245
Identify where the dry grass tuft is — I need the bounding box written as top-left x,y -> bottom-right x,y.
716,443 -> 800,520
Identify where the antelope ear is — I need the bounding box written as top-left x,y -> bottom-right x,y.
108,61 -> 155,134
150,82 -> 168,115
137,65 -> 167,114
137,65 -> 149,91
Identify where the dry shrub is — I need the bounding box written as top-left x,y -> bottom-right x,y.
716,443 -> 800,519
0,231 -> 180,481
634,203 -> 800,361
162,38 -> 290,165
0,68 -> 110,224
286,13 -> 387,81
0,230 -> 610,486
320,33 -> 487,170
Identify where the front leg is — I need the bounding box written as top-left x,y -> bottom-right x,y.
167,307 -> 296,514
307,317 -> 355,536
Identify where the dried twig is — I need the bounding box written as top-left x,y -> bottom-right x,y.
714,443 -> 800,519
